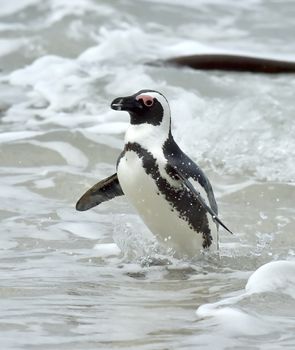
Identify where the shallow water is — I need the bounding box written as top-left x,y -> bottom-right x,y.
0,0 -> 295,349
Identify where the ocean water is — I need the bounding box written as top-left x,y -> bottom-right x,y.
1,0 -> 295,349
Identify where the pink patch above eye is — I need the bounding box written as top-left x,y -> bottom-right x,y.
136,94 -> 154,107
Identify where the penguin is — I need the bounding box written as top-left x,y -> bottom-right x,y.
76,90 -> 232,257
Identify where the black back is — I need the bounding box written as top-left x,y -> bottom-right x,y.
162,132 -> 218,215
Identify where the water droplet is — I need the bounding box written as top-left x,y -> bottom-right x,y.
259,211 -> 268,220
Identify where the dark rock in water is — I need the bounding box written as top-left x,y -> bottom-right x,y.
149,54 -> 295,74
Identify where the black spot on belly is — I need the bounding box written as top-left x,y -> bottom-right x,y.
123,142 -> 212,248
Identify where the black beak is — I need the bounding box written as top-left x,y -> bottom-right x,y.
111,96 -> 143,112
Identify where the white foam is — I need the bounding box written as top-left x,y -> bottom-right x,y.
196,260 -> 295,338
105,66 -> 164,96
34,178 -> 55,189
245,260 -> 295,298
0,131 -> 44,143
7,55 -> 98,112
85,122 -> 128,135
0,39 -> 29,57
56,222 -> 105,240
143,0 -> 262,8
47,0 -> 114,25
0,0 -> 39,17
0,184 -> 51,214
79,131 -> 123,150
113,214 -> 164,260
0,239 -> 18,250
29,140 -> 88,168
3,18 -> 294,182
197,304 -> 269,336
170,86 -> 295,182
94,243 -> 121,257
78,26 -> 158,64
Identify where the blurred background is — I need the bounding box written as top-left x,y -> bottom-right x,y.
0,0 -> 295,349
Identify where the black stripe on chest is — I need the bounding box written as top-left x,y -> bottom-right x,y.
119,142 -> 212,248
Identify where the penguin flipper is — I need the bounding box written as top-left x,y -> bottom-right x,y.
76,173 -> 124,211
174,169 -> 233,235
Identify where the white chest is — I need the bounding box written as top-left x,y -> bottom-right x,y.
117,150 -> 163,216
117,150 -> 215,257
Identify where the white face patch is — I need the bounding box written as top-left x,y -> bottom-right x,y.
144,91 -> 171,118
125,91 -> 171,151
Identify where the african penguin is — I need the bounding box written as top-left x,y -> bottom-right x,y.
76,90 -> 232,258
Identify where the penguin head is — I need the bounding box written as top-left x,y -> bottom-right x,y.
111,90 -> 171,127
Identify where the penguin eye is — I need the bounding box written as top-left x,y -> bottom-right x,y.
137,95 -> 154,108
144,99 -> 154,107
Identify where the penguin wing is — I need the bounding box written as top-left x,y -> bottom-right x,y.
189,164 -> 219,217
76,173 -> 124,211
163,136 -> 232,233
171,167 -> 233,234
183,174 -> 232,234
163,137 -> 218,215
